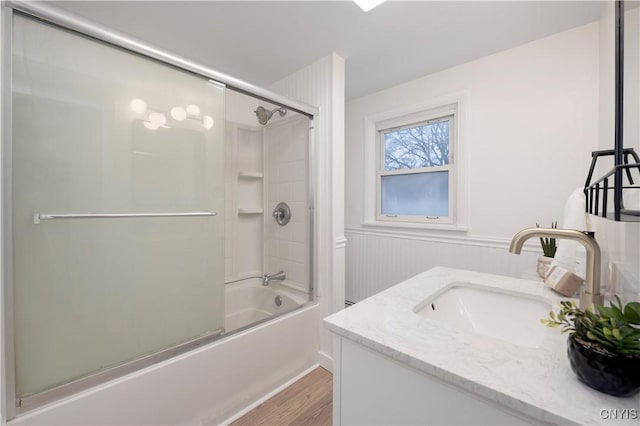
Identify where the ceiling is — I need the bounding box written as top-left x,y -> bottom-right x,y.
50,1 -> 605,100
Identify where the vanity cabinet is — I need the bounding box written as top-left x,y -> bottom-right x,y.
333,337 -> 541,426
325,267 -> 638,425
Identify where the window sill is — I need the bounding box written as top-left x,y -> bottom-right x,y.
362,221 -> 469,233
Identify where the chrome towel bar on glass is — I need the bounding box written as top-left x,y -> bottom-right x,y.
33,211 -> 217,225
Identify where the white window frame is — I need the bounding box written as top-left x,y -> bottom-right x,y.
362,94 -> 468,232
376,112 -> 455,224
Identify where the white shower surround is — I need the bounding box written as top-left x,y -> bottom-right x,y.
265,115 -> 311,293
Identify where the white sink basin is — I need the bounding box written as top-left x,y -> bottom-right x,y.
414,282 -> 552,348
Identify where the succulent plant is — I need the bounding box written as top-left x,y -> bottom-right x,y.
541,297 -> 640,356
536,221 -> 558,258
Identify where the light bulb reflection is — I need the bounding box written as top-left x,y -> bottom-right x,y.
203,115 -> 214,130
149,112 -> 167,126
353,0 -> 386,12
171,107 -> 187,121
130,98 -> 147,114
136,100 -> 212,132
186,104 -> 201,116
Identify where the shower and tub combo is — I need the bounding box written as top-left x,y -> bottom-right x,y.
1,2 -> 319,424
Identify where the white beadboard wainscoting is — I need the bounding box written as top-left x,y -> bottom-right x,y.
345,228 -> 540,303
270,53 -> 346,370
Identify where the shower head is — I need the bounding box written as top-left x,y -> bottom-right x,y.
254,106 -> 287,125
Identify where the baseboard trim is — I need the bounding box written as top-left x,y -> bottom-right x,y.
318,350 -> 333,373
219,363 -> 320,425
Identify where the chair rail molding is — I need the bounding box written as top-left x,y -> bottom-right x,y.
345,226 -> 539,252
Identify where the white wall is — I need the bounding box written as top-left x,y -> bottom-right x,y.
270,53 -> 346,370
345,22 -> 600,301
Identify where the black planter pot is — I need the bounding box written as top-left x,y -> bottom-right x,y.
567,335 -> 640,397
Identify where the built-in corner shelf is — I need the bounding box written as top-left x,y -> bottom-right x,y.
237,208 -> 264,215
237,171 -> 263,179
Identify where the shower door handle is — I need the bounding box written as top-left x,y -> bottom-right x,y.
33,211 -> 217,225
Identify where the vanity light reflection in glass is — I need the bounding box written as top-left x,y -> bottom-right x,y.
130,98 -> 214,131
170,106 -> 187,121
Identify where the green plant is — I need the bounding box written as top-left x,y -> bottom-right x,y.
536,221 -> 558,258
541,297 -> 640,356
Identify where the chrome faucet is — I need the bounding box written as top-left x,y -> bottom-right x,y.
262,270 -> 286,286
509,228 -> 604,309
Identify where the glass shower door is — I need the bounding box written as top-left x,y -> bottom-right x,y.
11,15 -> 225,399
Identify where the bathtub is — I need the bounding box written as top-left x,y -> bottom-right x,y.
10,282 -> 319,425
225,279 -> 309,333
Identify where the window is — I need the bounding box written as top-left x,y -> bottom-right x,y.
376,106 -> 455,224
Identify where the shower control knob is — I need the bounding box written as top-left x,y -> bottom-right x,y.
272,202 -> 291,226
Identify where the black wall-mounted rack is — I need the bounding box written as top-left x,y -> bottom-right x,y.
584,1 -> 640,222
584,149 -> 640,221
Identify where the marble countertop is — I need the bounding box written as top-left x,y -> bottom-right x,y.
323,267 -> 639,425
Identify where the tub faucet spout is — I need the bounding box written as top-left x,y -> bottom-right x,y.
262,270 -> 286,286
509,227 -> 603,309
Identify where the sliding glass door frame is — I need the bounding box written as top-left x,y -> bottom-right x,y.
1,1 -> 318,419
2,5 -> 17,422
5,1 -> 318,119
